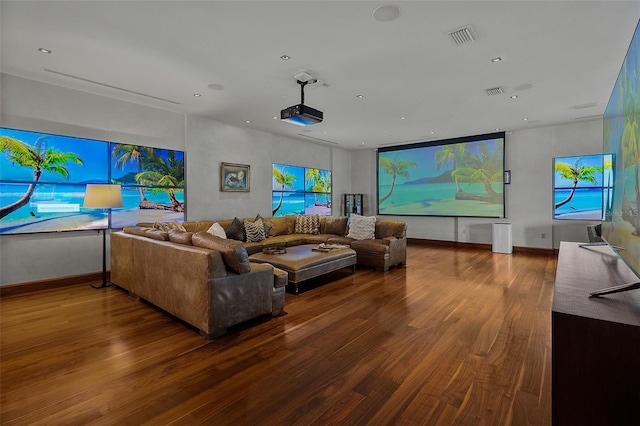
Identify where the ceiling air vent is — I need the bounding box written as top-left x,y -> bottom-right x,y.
486,87 -> 504,96
448,25 -> 478,45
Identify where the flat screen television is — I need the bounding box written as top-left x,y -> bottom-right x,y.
595,19 -> 640,296
553,154 -> 612,220
377,132 -> 505,218
0,128 -> 185,234
272,163 -> 331,217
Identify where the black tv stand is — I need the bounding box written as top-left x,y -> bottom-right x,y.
552,242 -> 640,425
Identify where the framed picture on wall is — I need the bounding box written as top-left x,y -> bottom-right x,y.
220,162 -> 250,192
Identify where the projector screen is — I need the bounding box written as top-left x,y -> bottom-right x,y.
377,132 -> 505,217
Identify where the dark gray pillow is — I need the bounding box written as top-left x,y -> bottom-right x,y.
225,217 -> 246,241
255,214 -> 273,236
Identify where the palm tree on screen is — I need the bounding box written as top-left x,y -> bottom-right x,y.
0,136 -> 83,219
378,155 -> 416,206
135,150 -> 185,211
272,166 -> 297,216
451,141 -> 504,203
434,143 -> 465,192
112,144 -> 154,203
554,159 -> 602,209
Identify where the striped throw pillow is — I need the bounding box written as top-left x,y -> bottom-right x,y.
245,219 -> 266,242
294,214 -> 320,235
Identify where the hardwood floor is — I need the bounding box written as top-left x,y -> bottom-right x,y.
0,243 -> 556,425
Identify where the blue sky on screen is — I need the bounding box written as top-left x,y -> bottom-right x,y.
1,128 -> 108,183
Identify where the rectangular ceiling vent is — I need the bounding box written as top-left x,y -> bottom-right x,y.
486,87 -> 504,96
448,25 -> 478,45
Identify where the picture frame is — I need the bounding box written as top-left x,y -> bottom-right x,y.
220,162 -> 250,192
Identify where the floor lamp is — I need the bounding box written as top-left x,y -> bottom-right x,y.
83,184 -> 123,289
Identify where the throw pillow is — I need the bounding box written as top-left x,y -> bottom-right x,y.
255,214 -> 273,236
294,214 -> 320,235
225,217 -> 246,241
206,222 -> 227,238
192,232 -> 251,274
123,226 -> 151,236
168,229 -> 194,245
346,215 -> 376,240
152,221 -> 186,232
245,219 -> 266,242
144,229 -> 170,241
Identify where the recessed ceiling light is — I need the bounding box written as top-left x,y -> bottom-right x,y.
495,128 -> 500,131
38,47 -> 52,54
356,94 -> 364,99
400,116 -> 406,120
510,95 -> 518,99
245,120 -> 251,123
515,83 -> 534,91
193,93 -> 202,97
491,57 -> 502,62
280,55 -> 291,61
373,5 -> 402,22
522,118 -> 529,121
273,116 -> 278,120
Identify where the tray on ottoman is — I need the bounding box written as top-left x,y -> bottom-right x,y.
249,244 -> 356,294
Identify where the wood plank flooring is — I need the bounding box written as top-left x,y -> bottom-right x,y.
0,243 -> 556,425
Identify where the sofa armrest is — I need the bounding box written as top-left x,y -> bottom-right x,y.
383,236 -> 407,267
210,263 -> 274,331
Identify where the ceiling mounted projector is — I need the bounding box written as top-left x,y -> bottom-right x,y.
281,79 -> 323,126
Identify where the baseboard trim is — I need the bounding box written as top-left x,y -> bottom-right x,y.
0,272 -> 108,298
407,238 -> 555,256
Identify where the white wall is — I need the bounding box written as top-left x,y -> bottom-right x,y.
0,74 -> 350,286
185,115 -> 350,221
351,119 -> 603,249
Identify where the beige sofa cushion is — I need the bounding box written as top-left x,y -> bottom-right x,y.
153,221 -> 186,232
123,226 -> 151,236
192,232 -> 251,274
168,229 -> 194,245
268,217 -> 289,237
323,216 -> 348,235
144,229 -> 170,241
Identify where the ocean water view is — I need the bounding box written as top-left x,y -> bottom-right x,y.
272,192 -> 331,217
554,187 -> 604,220
0,183 -> 184,233
378,182 -> 504,217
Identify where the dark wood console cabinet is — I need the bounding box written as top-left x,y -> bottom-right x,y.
552,242 -> 640,425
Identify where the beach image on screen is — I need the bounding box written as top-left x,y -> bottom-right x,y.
0,128 -> 185,234
110,143 -> 185,227
377,133 -> 505,217
272,163 -> 331,217
553,154 -> 611,220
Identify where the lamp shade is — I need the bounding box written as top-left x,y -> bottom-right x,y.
83,184 -> 123,209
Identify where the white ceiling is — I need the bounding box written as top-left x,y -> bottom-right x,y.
1,1 -> 639,150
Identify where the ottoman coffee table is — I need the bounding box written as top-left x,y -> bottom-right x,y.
249,244 -> 357,294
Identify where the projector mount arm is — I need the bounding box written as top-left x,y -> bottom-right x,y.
297,78 -> 317,104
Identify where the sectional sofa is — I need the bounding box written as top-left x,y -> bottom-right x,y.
110,214 -> 406,338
